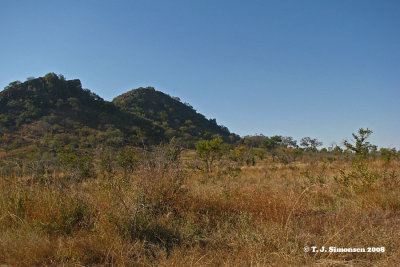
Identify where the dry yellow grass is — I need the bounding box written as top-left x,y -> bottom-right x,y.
0,152 -> 399,266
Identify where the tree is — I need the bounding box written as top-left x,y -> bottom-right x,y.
44,72 -> 58,88
261,135 -> 282,151
281,136 -> 298,148
195,138 -> 228,172
330,145 -> 343,154
228,145 -> 255,166
260,135 -> 285,162
58,149 -> 94,179
344,128 -> 374,158
380,147 -> 397,163
118,146 -> 141,174
4,80 -> 22,89
300,137 -> 322,152
243,134 -> 267,148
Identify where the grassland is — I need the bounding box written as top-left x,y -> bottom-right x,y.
1,147 -> 399,266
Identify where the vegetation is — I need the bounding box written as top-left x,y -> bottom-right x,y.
195,138 -> 229,172
112,87 -> 239,146
0,74 -> 237,151
344,128 -> 376,158
0,135 -> 399,266
1,74 -> 399,266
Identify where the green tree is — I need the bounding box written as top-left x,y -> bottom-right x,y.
4,80 -> 22,89
228,145 -> 255,166
300,137 -> 322,152
379,147 -> 397,164
195,138 -> 228,172
281,136 -> 298,148
117,146 -> 141,174
44,72 -> 58,88
260,135 -> 284,162
261,135 -> 282,151
344,128 -> 374,158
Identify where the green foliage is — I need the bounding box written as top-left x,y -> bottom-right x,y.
228,145 -> 255,166
96,128 -> 125,147
281,136 -> 298,148
275,147 -> 302,164
44,72 -> 59,88
244,135 -> 298,150
261,135 -> 282,151
334,161 -> 379,193
58,149 -> 94,180
344,128 -> 374,158
4,80 -> 22,90
195,138 -> 229,172
380,147 -> 397,164
98,146 -> 116,175
300,137 -> 323,152
117,146 -> 141,174
0,73 -> 240,151
0,74 -> 168,148
242,135 -> 264,147
112,87 -> 238,146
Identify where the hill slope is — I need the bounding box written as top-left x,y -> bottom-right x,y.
0,73 -> 165,150
113,87 -> 238,144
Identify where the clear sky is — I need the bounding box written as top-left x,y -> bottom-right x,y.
1,0 -> 399,148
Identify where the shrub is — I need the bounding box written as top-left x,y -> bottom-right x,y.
334,161 -> 379,193
344,128 -> 375,158
380,147 -> 397,164
117,146 -> 142,174
228,145 -> 255,166
58,149 -> 94,180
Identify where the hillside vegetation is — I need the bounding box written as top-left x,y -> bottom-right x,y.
0,73 -> 237,152
113,87 -> 237,145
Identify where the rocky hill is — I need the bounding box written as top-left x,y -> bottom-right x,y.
113,87 -> 238,145
0,73 -> 237,151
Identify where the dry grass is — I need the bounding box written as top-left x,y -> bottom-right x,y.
1,151 -> 399,266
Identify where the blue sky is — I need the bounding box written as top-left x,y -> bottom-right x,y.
1,0 -> 399,148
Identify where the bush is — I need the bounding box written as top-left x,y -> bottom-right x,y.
117,146 -> 142,174
334,161 -> 378,193
58,149 -> 94,180
228,145 -> 255,166
380,147 -> 397,164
